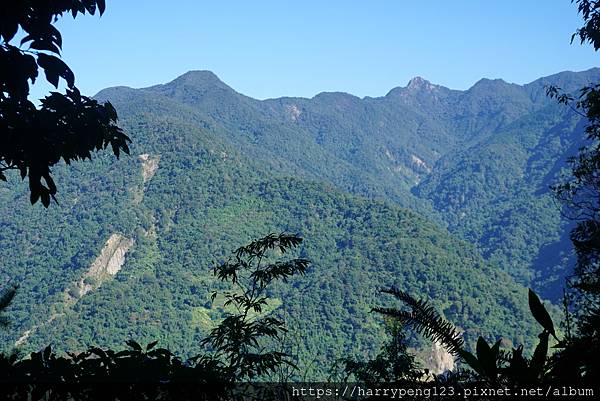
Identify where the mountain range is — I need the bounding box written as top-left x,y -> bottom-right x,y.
1,67 -> 597,377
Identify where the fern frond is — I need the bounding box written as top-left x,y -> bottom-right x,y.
373,287 -> 464,356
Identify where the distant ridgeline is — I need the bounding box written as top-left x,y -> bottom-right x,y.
0,68 -> 596,377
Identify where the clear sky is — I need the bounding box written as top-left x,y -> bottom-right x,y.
30,0 -> 600,101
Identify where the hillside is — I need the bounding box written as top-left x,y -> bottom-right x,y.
95,68 -> 600,299
0,87 -> 543,377
1,68 -> 594,377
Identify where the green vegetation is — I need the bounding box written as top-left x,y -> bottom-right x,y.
0,142 -> 542,376
0,234 -> 308,400
3,58 -> 597,379
0,2 -> 598,400
96,66 -> 600,301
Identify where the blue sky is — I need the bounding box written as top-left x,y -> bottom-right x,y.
30,0 -> 600,100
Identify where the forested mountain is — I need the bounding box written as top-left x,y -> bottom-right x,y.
99,67 -> 599,298
0,68 -> 594,377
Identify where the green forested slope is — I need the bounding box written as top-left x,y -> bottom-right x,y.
0,100 -> 541,377
416,71 -> 600,297
94,68 -> 600,299
1,68 -> 593,377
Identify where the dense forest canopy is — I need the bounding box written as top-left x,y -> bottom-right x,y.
0,67 -> 590,376
0,0 -> 599,398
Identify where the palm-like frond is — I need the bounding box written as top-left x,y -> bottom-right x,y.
373,287 -> 464,356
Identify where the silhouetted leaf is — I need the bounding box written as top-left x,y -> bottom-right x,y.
459,349 -> 483,376
528,289 -> 557,339
530,331 -> 549,378
0,283 -> 17,310
476,336 -> 497,379
43,345 -> 52,361
37,53 -> 75,88
374,288 -> 464,356
125,339 -> 142,352
0,20 -> 18,42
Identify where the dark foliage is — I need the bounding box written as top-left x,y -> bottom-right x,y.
0,283 -> 17,327
203,233 -> 309,380
0,1 -> 130,206
572,0 -> 600,50
0,342 -> 231,401
340,319 -> 423,383
369,287 -> 586,389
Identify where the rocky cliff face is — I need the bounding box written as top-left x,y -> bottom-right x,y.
425,341 -> 455,374
139,153 -> 160,184
66,234 -> 134,301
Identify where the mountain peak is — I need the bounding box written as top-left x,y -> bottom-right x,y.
151,70 -> 239,105
168,70 -> 228,88
470,77 -> 509,90
385,76 -> 442,98
405,76 -> 441,93
407,76 -> 430,89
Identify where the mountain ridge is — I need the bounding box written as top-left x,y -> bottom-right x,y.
94,67 -> 600,300
95,67 -> 600,103
1,67 -> 597,378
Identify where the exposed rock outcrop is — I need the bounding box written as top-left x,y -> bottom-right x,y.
139,153 -> 160,184
425,341 -> 455,374
14,234 -> 134,347
66,234 -> 134,302
15,234 -> 133,348
285,104 -> 301,121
